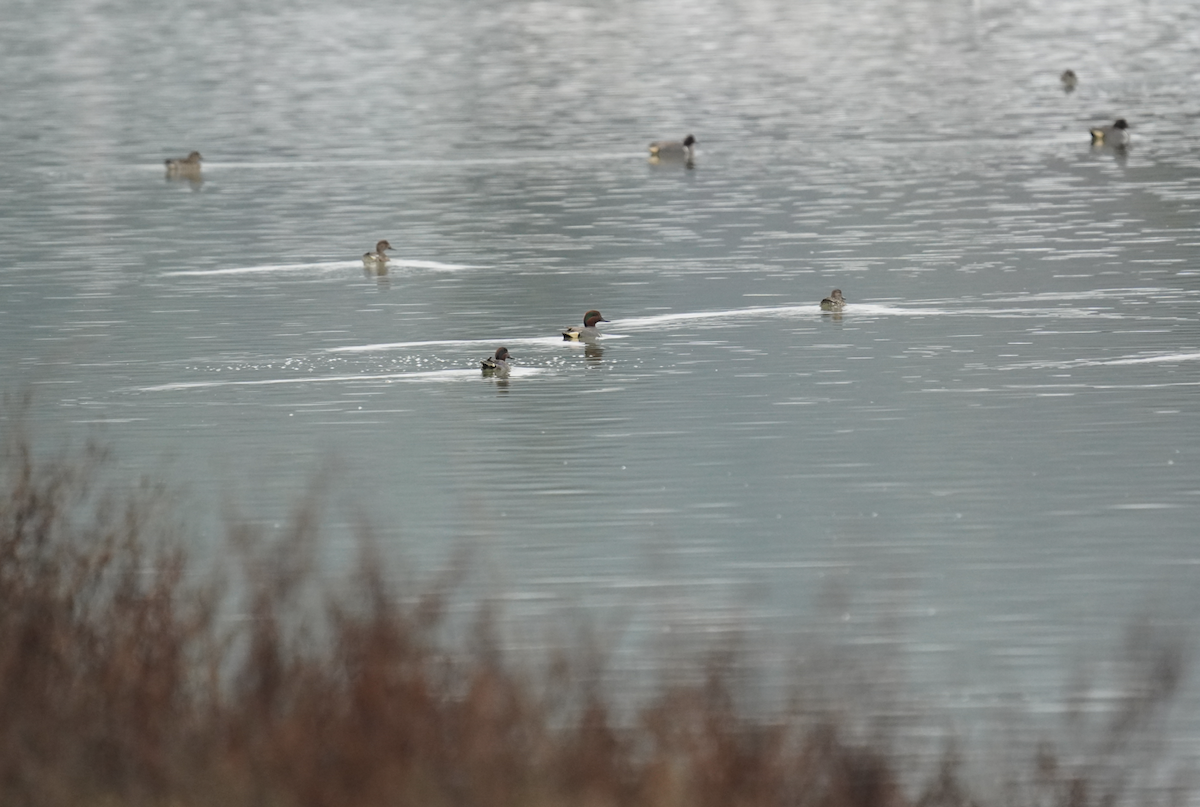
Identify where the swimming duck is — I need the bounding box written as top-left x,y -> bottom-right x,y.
820,289 -> 846,312
1089,119 -> 1130,147
1060,70 -> 1078,90
164,151 -> 202,175
362,240 -> 393,268
648,134 -> 697,160
481,347 -> 512,373
563,310 -> 609,341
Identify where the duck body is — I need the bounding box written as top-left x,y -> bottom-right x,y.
481,347 -> 512,373
563,310 -> 609,341
1090,118 -> 1130,147
1060,70 -> 1078,90
362,240 -> 393,268
165,151 -> 202,175
648,134 -> 697,160
820,289 -> 846,312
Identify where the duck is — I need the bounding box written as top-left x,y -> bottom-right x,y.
563,310 -> 609,341
1089,119 -> 1130,147
1060,70 -> 1078,90
820,289 -> 846,312
648,134 -> 697,161
362,240 -> 393,268
164,151 -> 202,175
481,347 -> 512,374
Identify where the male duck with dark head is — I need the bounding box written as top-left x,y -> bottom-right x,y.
481,347 -> 512,374
820,289 -> 846,312
1090,119 -> 1130,147
563,310 -> 608,341
362,240 -> 393,268
648,134 -> 697,161
165,151 -> 202,176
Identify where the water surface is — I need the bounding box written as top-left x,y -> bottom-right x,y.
2,0 -> 1200,768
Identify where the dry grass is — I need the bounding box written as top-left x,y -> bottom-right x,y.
0,421 -> 1190,807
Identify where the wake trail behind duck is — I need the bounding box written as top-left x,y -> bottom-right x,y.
162,258 -> 476,277
328,336 -> 572,353
149,153 -> 643,171
612,300 -> 1133,330
136,366 -> 548,392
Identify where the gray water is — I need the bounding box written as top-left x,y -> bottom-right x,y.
3,0 -> 1200,772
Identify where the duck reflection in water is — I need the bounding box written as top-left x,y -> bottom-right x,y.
584,343 -> 604,362
365,270 -> 391,290
1060,69 -> 1078,92
363,263 -> 389,286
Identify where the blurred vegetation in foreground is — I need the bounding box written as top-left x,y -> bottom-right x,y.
0,419 -> 1191,807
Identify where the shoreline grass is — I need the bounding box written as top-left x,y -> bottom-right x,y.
0,424 -> 1190,807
